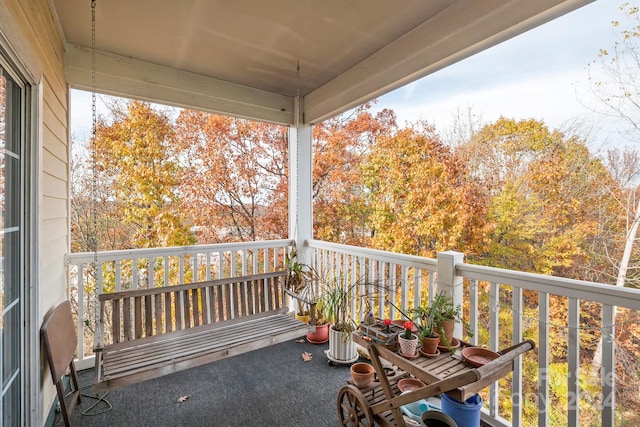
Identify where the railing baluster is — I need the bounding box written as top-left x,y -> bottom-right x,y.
389,262 -> 397,319
132,257 -> 139,290
538,291 -> 549,427
567,297 -> 580,427
414,268 -> 422,309
179,255 -> 184,285
115,260 -> 121,291
242,249 -> 247,275
428,272 -> 435,305
231,250 -> 237,277
149,257 -> 155,288
163,256 -> 169,287
401,265 -> 409,315
76,264 -> 85,362
512,286 -> 523,427
601,303 -> 615,426
469,279 -> 478,346
489,281 -> 499,419
191,252 -> 196,283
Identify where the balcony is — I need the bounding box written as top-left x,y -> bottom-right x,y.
64,239 -> 640,426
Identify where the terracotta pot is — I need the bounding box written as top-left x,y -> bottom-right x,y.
306,323 -> 329,344
350,362 -> 375,387
438,319 -> 455,347
398,334 -> 419,356
421,333 -> 440,355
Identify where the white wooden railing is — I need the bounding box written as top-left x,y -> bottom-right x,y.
307,239 -> 640,427
65,239 -> 294,369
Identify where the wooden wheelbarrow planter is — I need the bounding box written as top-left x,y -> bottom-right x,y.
338,333 -> 535,426
93,270 -> 313,392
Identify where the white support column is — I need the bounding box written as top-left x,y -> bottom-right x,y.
437,251 -> 464,338
288,96 -> 313,266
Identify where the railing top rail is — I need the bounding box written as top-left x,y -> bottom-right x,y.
65,239 -> 294,264
458,263 -> 640,310
306,239 -> 437,271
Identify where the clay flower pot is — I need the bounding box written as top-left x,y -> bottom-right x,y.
421,333 -> 440,355
438,319 -> 455,347
398,334 -> 419,356
306,323 -> 329,344
350,362 -> 375,387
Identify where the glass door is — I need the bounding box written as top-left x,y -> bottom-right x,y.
0,63 -> 24,427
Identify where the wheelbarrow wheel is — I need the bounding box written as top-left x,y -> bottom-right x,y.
337,385 -> 374,426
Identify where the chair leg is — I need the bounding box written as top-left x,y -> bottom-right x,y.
69,361 -> 82,404
56,362 -> 82,427
56,381 -> 72,427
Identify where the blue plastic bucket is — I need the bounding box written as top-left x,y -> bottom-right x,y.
441,393 -> 482,427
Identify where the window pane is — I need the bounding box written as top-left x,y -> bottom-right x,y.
2,74 -> 19,154
2,304 -> 19,385
2,155 -> 18,229
2,232 -> 18,306
2,375 -> 19,426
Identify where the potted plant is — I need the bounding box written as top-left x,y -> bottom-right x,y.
305,298 -> 330,344
397,321 -> 419,357
283,250 -> 316,323
432,291 -> 465,348
319,274 -> 359,363
410,297 -> 442,355
319,274 -> 386,363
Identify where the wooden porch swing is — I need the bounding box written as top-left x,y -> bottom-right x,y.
93,270 -> 313,391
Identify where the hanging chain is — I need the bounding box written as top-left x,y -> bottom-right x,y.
91,0 -> 98,263
89,0 -> 106,349
293,60 -> 301,247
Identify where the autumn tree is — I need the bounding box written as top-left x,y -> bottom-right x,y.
173,111 -> 288,243
92,100 -> 194,248
363,122 -> 489,257
586,2 -> 640,290
583,6 -> 640,412
312,103 -> 397,246
70,140 -> 134,252
458,117 -> 618,277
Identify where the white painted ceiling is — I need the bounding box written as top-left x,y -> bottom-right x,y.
52,0 -> 594,125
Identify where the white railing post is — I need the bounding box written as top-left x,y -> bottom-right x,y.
437,251 -> 464,338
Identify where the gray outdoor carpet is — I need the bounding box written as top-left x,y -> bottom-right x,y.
60,338 -> 353,427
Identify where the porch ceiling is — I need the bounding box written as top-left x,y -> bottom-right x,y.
52,0 -> 593,125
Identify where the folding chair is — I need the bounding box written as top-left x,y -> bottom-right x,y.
41,300 -> 81,427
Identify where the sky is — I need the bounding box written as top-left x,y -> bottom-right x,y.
72,0 -> 637,154
374,0 -> 635,153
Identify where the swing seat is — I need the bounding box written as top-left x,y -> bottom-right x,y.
93,270 -> 313,391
